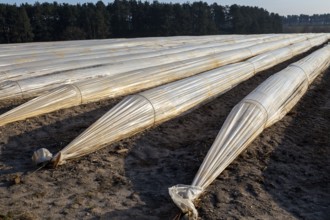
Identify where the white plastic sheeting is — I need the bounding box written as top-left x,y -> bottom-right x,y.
0,35 -> 284,81
0,35 -> 237,58
0,41 -> 160,67
30,35 -> 329,166
1,35 -> 299,82
168,44 -> 330,219
0,34 -> 286,55
1,35 -> 327,127
0,35 -> 309,101
0,34 -> 276,68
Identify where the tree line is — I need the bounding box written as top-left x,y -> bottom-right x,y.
283,14 -> 330,25
0,0 -> 283,44
282,14 -> 330,33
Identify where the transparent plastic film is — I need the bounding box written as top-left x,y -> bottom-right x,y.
169,185 -> 203,219
2,35 -> 328,127
32,36 -> 329,167
0,35 -> 283,81
0,85 -> 82,127
0,34 -> 310,101
39,62 -> 252,166
169,102 -> 267,219
0,81 -> 23,100
169,44 -> 330,219
51,95 -> 155,166
1,35 -> 246,64
0,34 -> 279,73
0,34 -> 301,64
0,35 -> 287,83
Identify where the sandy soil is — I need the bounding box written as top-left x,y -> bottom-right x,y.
0,48 -> 329,220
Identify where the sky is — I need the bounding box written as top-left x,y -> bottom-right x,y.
1,0 -> 330,16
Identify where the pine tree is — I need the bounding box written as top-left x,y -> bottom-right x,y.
17,6 -> 34,42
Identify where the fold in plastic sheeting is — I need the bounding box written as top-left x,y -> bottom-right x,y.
2,35 -> 327,127
30,35 -> 329,166
0,35 -> 309,101
168,44 -> 330,220
0,35 -> 283,81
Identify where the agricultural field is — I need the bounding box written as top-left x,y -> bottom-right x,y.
0,35 -> 329,219
283,24 -> 330,33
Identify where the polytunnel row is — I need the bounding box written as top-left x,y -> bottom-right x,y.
0,35 -> 284,81
168,44 -> 330,219
0,34 -> 298,82
0,35 -> 244,59
1,34 -> 329,219
0,34 -> 313,101
0,34 -> 325,127
0,34 -> 265,54
29,34 -> 329,166
1,34 -> 302,81
0,34 -> 276,69
0,34 -> 284,90
1,34 -> 294,56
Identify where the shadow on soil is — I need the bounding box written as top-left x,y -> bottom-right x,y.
262,69 -> 330,219
0,98 -> 120,178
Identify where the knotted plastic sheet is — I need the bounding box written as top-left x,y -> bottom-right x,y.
169,44 -> 330,219
2,35 -> 326,126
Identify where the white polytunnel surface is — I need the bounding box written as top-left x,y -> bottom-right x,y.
0,35 -> 244,58
30,35 -> 329,167
0,35 -> 313,101
0,34 -> 288,56
0,34 -> 286,79
0,34 -> 277,69
168,44 -> 330,219
0,36 -> 275,81
1,35 -> 327,127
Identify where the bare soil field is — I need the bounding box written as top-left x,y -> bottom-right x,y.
0,47 -> 329,219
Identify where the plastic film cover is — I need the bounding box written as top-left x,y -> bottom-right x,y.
169,45 -> 330,219
32,35 -> 329,167
0,35 -> 309,101
0,36 -> 280,81
1,35 -> 328,128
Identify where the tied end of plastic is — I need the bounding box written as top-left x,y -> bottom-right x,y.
31,148 -> 64,168
168,184 -> 203,220
31,148 -> 53,165
51,152 -> 64,167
